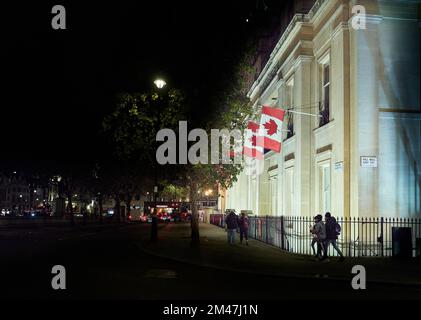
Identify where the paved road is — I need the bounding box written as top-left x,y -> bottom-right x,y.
0,223 -> 420,300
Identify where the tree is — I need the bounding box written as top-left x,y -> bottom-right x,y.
103,89 -> 185,164
103,43 -> 257,244
103,89 -> 186,230
55,163 -> 93,227
183,42 -> 258,245
160,183 -> 188,202
61,175 -> 77,227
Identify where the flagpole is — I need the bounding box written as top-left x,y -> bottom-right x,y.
286,109 -> 322,118
259,104 -> 322,118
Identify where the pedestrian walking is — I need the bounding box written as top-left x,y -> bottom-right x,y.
225,210 -> 238,245
239,212 -> 249,245
310,216 -> 322,257
312,214 -> 326,259
321,212 -> 345,262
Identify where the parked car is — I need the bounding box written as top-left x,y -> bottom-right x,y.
158,212 -> 170,222
170,210 -> 181,222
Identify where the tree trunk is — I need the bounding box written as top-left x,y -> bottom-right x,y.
99,196 -> 103,224
82,203 -> 87,225
29,187 -> 34,210
114,194 -> 121,223
190,181 -> 200,245
67,194 -> 75,227
126,193 -> 132,222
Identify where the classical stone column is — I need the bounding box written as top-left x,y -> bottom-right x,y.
354,16 -> 382,218
276,80 -> 286,216
293,56 -> 313,217
332,21 -> 351,219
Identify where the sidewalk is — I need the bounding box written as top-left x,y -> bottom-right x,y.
136,222 -> 421,286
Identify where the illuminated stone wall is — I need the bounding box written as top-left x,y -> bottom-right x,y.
224,0 -> 421,218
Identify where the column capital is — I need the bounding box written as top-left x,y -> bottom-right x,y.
293,55 -> 314,70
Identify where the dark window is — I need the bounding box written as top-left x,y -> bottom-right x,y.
0,189 -> 6,201
319,64 -> 330,127
286,113 -> 294,139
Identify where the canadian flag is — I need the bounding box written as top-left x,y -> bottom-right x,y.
242,121 -> 264,160
257,106 -> 285,153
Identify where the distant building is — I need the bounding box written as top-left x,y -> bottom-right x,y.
224,0 -> 421,218
0,173 -> 30,212
0,172 -> 53,214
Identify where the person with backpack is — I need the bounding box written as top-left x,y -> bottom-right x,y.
321,212 -> 345,262
238,212 -> 249,245
225,210 -> 238,245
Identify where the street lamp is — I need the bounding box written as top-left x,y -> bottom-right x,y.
154,79 -> 166,89
151,77 -> 166,242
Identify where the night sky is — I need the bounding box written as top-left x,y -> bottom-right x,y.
0,1 -> 283,173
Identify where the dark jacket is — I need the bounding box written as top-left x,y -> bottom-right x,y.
225,213 -> 238,229
239,216 -> 249,230
325,217 -> 338,240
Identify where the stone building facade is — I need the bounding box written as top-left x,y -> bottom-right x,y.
224,0 -> 421,218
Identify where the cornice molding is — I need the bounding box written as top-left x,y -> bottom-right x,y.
247,0 -> 337,101
293,55 -> 314,70
332,22 -> 349,39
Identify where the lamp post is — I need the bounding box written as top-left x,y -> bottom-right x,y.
154,79 -> 166,89
151,78 -> 166,242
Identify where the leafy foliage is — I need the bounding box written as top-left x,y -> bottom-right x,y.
102,89 -> 186,165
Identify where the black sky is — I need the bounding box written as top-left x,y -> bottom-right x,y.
0,0 -> 283,173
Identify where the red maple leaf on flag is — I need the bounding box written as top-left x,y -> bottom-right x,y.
250,135 -> 257,146
263,119 -> 277,136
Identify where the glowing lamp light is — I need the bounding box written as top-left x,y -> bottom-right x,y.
154,79 -> 166,89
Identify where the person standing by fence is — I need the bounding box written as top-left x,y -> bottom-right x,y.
239,212 -> 249,246
321,212 -> 345,262
225,210 -> 238,245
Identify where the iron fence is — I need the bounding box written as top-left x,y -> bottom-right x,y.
209,214 -> 421,258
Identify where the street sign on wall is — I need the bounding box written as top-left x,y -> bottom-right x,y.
334,161 -> 344,172
360,156 -> 377,168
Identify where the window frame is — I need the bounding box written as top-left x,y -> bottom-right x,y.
318,51 -> 331,127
